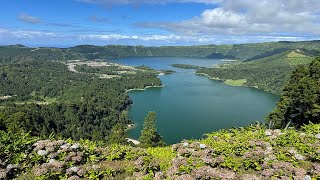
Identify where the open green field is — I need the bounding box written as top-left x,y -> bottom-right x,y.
225,79 -> 247,86
285,51 -> 314,66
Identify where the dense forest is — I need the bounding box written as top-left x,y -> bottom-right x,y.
0,58 -> 162,141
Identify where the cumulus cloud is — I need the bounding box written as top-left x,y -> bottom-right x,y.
18,13 -> 41,24
0,27 -> 318,47
136,0 -> 320,36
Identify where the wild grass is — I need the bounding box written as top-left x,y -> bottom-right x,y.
225,79 -> 247,86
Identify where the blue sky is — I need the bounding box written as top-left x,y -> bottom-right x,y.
1,0 -> 320,47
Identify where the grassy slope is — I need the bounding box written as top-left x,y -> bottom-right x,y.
225,79 -> 247,86
197,50 -> 314,95
1,123 -> 319,179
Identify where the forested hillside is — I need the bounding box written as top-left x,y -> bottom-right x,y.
1,40 -> 320,61
197,50 -> 314,95
0,45 -> 84,62
0,59 -> 162,141
68,41 -> 320,60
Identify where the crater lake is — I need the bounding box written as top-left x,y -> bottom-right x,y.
112,57 -> 279,144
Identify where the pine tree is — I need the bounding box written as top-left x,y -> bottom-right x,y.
108,123 -> 127,144
139,112 -> 165,148
266,57 -> 320,128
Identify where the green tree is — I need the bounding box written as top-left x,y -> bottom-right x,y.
266,57 -> 320,128
139,112 -> 165,148
108,123 -> 127,144
5,112 -> 32,133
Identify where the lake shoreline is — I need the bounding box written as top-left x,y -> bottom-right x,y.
195,72 -> 277,95
220,59 -> 240,62
195,72 -> 223,81
196,72 -> 252,88
125,85 -> 164,93
114,57 -> 279,144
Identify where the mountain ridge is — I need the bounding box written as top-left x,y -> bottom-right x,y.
1,40 -> 320,61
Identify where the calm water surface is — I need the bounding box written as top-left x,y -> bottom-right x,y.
112,57 -> 279,144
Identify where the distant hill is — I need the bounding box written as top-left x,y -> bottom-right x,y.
197,50 -> 314,95
1,40 -> 320,61
0,46 -> 85,62
68,41 -> 320,60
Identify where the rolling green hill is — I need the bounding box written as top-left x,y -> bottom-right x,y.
0,45 -> 85,62
68,41 -> 320,60
197,50 -> 314,95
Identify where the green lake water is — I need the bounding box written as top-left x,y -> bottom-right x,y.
112,57 -> 279,144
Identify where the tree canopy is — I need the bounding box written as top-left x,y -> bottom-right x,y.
139,111 -> 165,148
266,57 -> 320,128
0,59 -> 161,142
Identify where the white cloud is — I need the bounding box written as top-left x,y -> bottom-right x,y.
18,13 -> 41,24
10,30 -> 57,39
0,27 -> 319,47
200,8 -> 244,27
136,0 -> 320,36
80,34 -> 185,42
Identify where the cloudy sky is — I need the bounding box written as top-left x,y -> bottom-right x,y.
1,0 -> 320,47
